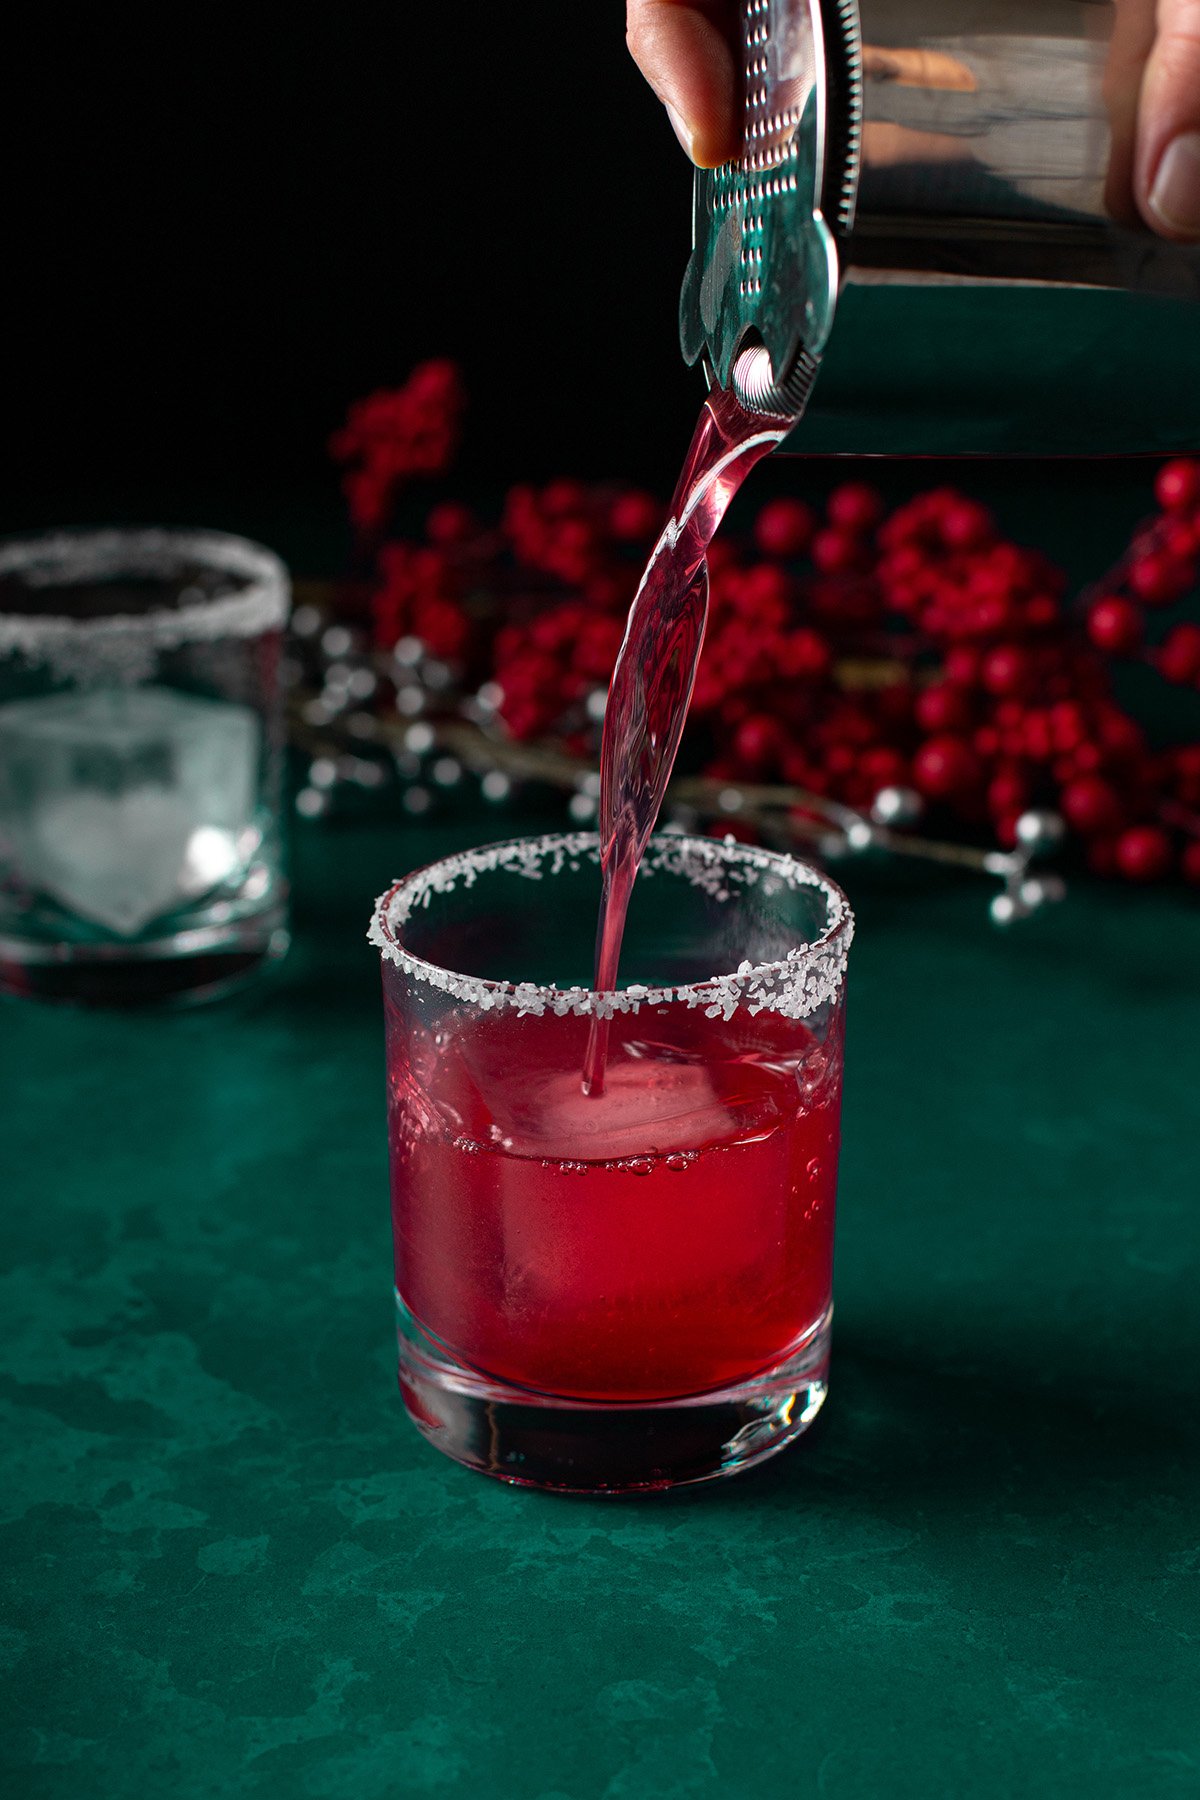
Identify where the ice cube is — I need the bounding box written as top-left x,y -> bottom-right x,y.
0,686 -> 260,935
475,1058 -> 741,1161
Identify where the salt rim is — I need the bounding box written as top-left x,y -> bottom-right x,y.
0,527 -> 290,661
368,830 -> 853,1021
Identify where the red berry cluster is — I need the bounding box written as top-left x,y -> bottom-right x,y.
1085,459 -> 1200,690
372,542 -> 471,662
501,480 -> 656,595
329,360 -> 466,533
333,365 -> 1198,887
489,483 -> 662,741
479,473 -> 1200,883
493,602 -> 626,745
368,473 -> 654,734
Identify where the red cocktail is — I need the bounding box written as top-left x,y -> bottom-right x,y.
372,831 -> 853,1492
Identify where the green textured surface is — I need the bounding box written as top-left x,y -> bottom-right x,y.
2,817 -> 1198,1799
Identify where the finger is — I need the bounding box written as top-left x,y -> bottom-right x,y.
1102,0 -> 1157,226
626,0 -> 740,167
1136,0 -> 1200,238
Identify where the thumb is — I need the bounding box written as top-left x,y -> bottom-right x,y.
626,0 -> 740,168
1137,0 -> 1200,238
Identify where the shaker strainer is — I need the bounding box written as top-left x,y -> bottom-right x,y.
679,0 -> 1200,441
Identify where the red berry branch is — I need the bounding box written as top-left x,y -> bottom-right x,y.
329,359 -> 466,538
305,366 -> 1200,902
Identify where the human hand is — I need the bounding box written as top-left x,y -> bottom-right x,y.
1105,0 -> 1200,240
626,0 -> 1200,241
625,1 -> 739,167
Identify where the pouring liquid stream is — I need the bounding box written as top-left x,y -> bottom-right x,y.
583,375 -> 792,1096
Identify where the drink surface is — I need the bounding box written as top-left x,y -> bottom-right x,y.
388,1001 -> 842,1404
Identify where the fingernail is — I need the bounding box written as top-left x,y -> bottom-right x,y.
665,103 -> 695,160
1148,132 -> 1200,237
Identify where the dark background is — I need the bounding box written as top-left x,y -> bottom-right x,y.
3,5 -> 697,570
5,8 -> 1197,582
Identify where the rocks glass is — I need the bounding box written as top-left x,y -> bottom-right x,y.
371,830 -> 853,1493
0,528 -> 290,1003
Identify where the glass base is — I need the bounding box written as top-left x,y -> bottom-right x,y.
396,1302 -> 831,1495
0,906 -> 289,1006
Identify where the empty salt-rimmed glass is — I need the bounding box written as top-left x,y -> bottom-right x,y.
371,830 -> 854,1494
0,528 -> 290,1003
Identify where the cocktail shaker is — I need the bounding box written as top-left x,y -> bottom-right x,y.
679,0 -> 1200,452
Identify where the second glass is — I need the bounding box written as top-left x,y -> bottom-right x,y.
0,527 -> 290,1003
372,830 -> 854,1494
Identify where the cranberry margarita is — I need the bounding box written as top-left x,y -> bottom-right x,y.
372,832 -> 852,1492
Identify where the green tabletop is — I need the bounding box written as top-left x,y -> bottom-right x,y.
2,815 -> 1198,1799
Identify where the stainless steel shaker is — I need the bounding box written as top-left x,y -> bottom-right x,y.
679,0 -> 1200,452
